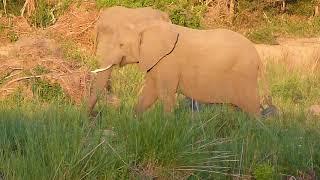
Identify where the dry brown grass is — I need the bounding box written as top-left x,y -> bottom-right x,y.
0,35 -> 92,103
0,16 -> 35,46
47,1 -> 99,54
0,1 -> 102,103
255,37 -> 320,73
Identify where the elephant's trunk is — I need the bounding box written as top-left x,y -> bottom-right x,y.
88,65 -> 113,115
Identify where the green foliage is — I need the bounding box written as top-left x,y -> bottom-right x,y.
7,30 -> 19,42
1,0 -> 74,28
30,0 -> 54,28
247,28 -> 278,44
33,65 -> 50,75
31,79 -> 65,101
253,164 -> 274,180
287,0 -> 317,16
0,97 -> 319,178
95,0 -> 207,29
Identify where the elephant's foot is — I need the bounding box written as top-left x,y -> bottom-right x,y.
106,94 -> 121,108
260,104 -> 279,118
186,97 -> 202,112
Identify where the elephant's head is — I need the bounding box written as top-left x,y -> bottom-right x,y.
95,22 -> 179,72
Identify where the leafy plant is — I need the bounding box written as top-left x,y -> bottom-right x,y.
31,79 -> 64,101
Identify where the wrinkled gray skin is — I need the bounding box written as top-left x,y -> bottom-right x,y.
88,6 -> 171,114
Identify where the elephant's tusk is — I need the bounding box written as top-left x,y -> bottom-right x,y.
91,64 -> 113,74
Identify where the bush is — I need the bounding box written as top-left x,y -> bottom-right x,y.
95,0 -> 207,29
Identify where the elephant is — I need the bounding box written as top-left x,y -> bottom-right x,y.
89,6 -> 172,113
89,19 -> 272,116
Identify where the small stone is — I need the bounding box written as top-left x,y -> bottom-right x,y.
308,105 -> 320,116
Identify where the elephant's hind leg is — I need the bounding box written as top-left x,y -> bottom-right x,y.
88,70 -> 111,115
135,76 -> 158,114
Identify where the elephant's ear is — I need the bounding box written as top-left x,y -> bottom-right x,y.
138,24 -> 179,73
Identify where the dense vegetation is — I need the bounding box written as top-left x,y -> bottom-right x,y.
0,0 -> 320,179
0,63 -> 319,179
1,0 -> 320,43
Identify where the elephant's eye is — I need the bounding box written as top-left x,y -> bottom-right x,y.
119,43 -> 124,48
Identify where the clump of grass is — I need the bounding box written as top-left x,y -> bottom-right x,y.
287,0 -> 317,16
30,79 -> 65,102
0,101 -> 238,179
7,30 -> 19,42
30,0 -> 54,28
253,164 -> 275,180
60,41 -> 99,70
247,27 -> 278,44
267,62 -> 320,107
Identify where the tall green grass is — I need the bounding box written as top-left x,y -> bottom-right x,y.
0,62 -> 319,179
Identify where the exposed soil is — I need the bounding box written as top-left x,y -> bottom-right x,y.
0,35 -> 92,103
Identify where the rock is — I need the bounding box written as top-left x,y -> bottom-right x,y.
307,105 -> 320,116
261,105 -> 279,118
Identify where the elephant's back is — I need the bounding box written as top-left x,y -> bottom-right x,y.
177,27 -> 261,73
98,6 -> 171,28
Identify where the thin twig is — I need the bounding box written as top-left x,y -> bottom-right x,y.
3,0 -> 7,15
106,141 -> 128,166
72,140 -> 105,168
4,71 -> 23,80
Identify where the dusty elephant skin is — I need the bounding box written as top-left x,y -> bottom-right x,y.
89,8 -> 270,116
88,6 -> 172,114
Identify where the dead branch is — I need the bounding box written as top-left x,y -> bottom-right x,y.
3,75 -> 43,88
4,71 -> 23,80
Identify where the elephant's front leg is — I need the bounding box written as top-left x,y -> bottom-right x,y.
135,75 -> 158,114
88,69 -> 111,115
